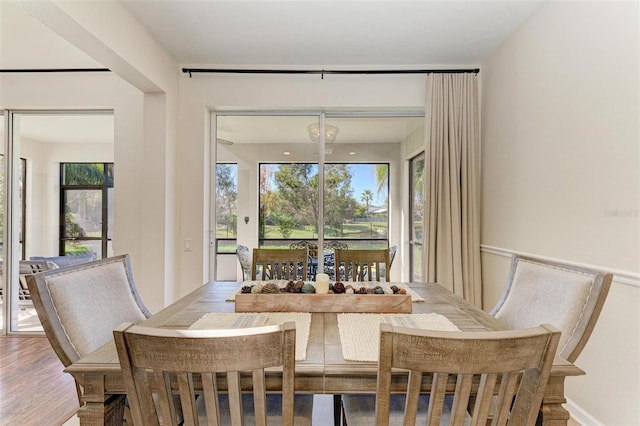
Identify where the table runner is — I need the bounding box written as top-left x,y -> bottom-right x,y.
189,312 -> 311,361
226,281 -> 425,302
337,313 -> 460,362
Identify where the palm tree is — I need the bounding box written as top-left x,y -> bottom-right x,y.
361,189 -> 374,215
375,164 -> 388,195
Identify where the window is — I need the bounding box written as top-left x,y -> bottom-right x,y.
259,162 -> 389,248
60,163 -> 114,258
215,163 -> 238,253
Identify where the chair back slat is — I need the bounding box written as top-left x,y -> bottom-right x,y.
114,322 -> 298,426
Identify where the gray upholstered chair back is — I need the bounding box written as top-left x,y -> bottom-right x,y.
490,255 -> 612,362
236,244 -> 253,281
26,254 -> 151,367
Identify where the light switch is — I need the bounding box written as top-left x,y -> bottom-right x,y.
184,238 -> 193,251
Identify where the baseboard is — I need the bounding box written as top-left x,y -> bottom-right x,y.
566,398 -> 603,426
480,244 -> 640,288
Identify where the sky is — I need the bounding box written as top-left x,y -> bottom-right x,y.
349,164 -> 387,206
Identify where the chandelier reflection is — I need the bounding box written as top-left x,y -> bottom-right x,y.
307,123 -> 339,144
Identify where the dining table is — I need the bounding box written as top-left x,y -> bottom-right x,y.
65,281 -> 584,426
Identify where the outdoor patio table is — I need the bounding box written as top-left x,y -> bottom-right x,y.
65,281 -> 584,426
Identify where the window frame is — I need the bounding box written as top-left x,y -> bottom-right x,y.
258,161 -> 390,249
59,162 -> 113,258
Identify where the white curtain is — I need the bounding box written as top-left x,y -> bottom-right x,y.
423,73 -> 482,306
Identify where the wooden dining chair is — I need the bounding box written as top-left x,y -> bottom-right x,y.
342,323 -> 560,426
334,248 -> 390,282
25,254 -> 152,423
252,248 -> 308,281
490,255 -> 612,363
114,321 -> 313,426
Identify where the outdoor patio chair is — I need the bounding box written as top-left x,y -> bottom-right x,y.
323,241 -> 348,280
289,241 -> 319,279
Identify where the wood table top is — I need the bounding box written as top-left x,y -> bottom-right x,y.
65,281 -> 584,385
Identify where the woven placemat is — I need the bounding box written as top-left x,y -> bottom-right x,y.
227,281 -> 425,302
189,312 -> 311,361
337,313 -> 460,362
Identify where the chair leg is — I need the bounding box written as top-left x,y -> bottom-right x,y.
333,394 -> 342,426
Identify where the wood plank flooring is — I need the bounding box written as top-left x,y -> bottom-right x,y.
0,336 -> 78,425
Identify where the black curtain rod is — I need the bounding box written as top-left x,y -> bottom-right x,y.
0,68 -> 111,73
182,67 -> 479,78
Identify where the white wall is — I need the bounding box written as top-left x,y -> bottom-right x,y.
0,73 -> 176,311
480,2 -> 639,425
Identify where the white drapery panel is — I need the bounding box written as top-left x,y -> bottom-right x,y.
424,73 -> 482,306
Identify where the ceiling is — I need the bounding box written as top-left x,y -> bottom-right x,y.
1,1 -> 545,145
119,1 -> 545,66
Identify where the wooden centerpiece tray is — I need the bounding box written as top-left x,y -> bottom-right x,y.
235,292 -> 412,313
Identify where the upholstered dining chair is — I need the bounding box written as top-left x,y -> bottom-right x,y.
114,321 -> 313,425
490,255 -> 612,363
26,254 -> 152,423
342,323 -> 560,426
334,248 -> 390,282
236,244 -> 253,281
252,248 -> 308,281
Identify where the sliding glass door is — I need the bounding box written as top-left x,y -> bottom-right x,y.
211,111 -> 423,282
1,111 -> 114,334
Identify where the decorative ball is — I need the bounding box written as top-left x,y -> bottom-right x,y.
333,282 -> 346,294
398,288 -> 407,294
374,286 -> 385,294
251,283 -> 263,294
383,287 -> 394,294
262,283 -> 279,293
358,287 -> 368,294
345,287 -> 354,294
301,283 -> 316,293
294,281 -> 304,293
390,285 -> 399,294
241,285 -> 253,293
284,281 -> 296,293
